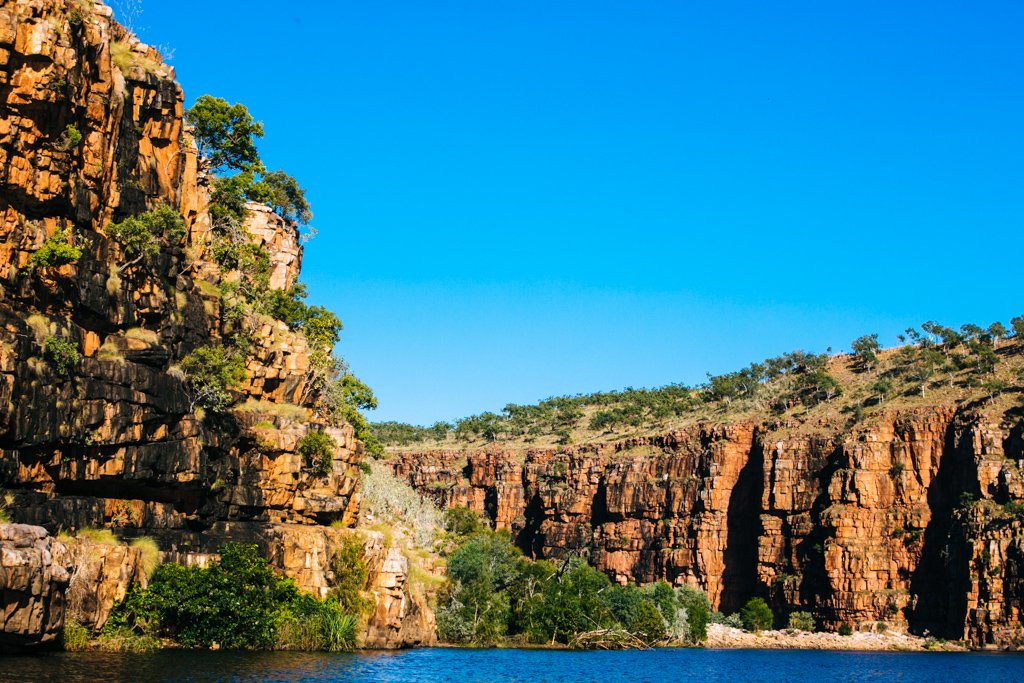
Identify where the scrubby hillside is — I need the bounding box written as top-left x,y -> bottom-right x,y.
378,324 -> 1024,649
375,320 -> 1024,450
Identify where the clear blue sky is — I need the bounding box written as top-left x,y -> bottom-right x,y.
133,1 -> 1024,425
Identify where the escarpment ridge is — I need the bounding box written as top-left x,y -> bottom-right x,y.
0,0 -> 433,650
383,339 -> 1024,650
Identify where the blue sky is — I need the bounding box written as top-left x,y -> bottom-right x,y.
133,1 -> 1024,425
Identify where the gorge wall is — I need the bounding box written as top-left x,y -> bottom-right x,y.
389,404 -> 1024,649
0,0 -> 432,649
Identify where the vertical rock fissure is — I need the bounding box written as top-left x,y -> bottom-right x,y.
719,438 -> 765,613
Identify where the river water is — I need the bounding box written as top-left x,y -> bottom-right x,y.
2,648 -> 1022,683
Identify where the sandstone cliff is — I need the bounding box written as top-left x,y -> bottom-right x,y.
0,0 -> 426,649
388,403 -> 1024,649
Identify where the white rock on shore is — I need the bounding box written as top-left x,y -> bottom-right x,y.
705,624 -> 963,651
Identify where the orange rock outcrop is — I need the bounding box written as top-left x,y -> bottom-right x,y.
390,407 -> 1024,649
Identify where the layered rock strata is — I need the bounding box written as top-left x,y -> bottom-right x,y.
0,0 -> 425,649
389,406 -> 1024,649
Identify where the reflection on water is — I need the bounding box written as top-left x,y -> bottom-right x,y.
1,647 -> 1022,683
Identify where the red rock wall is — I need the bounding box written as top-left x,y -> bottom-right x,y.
390,407 -> 1024,648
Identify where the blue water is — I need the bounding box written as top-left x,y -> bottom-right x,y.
2,648 -> 1021,683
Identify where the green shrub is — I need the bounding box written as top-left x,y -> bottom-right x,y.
29,228 -> 82,268
107,542 -> 353,651
787,611 -> 816,631
519,558 -> 613,644
62,618 -> 90,651
173,345 -> 247,413
437,529 -> 524,644
43,336 -> 80,376
330,536 -> 371,617
105,204 -> 186,272
710,610 -> 744,628
298,430 -> 337,477
838,623 -> 854,636
676,585 -> 711,643
444,506 -> 484,538
276,594 -> 356,651
96,626 -> 159,653
627,599 -> 667,645
740,597 -> 774,632
131,537 -> 160,579
62,124 -> 83,150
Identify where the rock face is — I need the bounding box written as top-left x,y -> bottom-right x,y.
64,535 -> 145,630
0,524 -> 71,651
389,406 -> 1024,649
0,0 -> 428,649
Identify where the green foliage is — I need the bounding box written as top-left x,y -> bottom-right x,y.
104,204 -> 186,272
262,283 -> 309,328
437,529 -> 523,644
96,626 -> 160,653
108,543 -> 290,649
710,610 -> 744,628
185,95 -> 264,173
131,537 -> 160,579
740,597 -> 774,632
108,543 -> 354,651
676,585 -> 711,643
62,124 -> 83,150
787,611 -> 816,631
43,336 -> 80,376
298,429 -> 338,477
851,334 -> 881,369
330,536 -> 371,617
435,528 -> 710,647
63,619 -> 90,651
1011,316 -> 1024,339
838,623 -> 854,636
254,170 -> 312,224
627,599 -> 667,645
174,345 -> 247,412
30,228 -> 82,269
370,421 -> 432,446
276,594 -> 356,651
444,506 -> 484,537
522,558 -> 613,644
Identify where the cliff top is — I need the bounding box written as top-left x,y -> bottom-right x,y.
374,324 -> 1024,453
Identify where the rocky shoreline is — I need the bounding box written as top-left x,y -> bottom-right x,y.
705,624 -> 965,651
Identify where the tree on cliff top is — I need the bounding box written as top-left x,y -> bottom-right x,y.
185,95 -> 264,173
250,170 -> 312,225
851,333 -> 881,371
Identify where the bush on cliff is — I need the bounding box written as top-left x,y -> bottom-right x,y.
105,204 -> 186,273
298,429 -> 337,477
42,336 -> 80,376
107,543 -> 356,651
172,345 -> 247,413
185,95 -> 264,173
29,228 -> 82,269
740,597 -> 774,632
330,535 -> 372,617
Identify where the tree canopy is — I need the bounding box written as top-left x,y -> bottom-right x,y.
185,95 -> 264,173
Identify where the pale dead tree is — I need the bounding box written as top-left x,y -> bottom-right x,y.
110,0 -> 144,34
